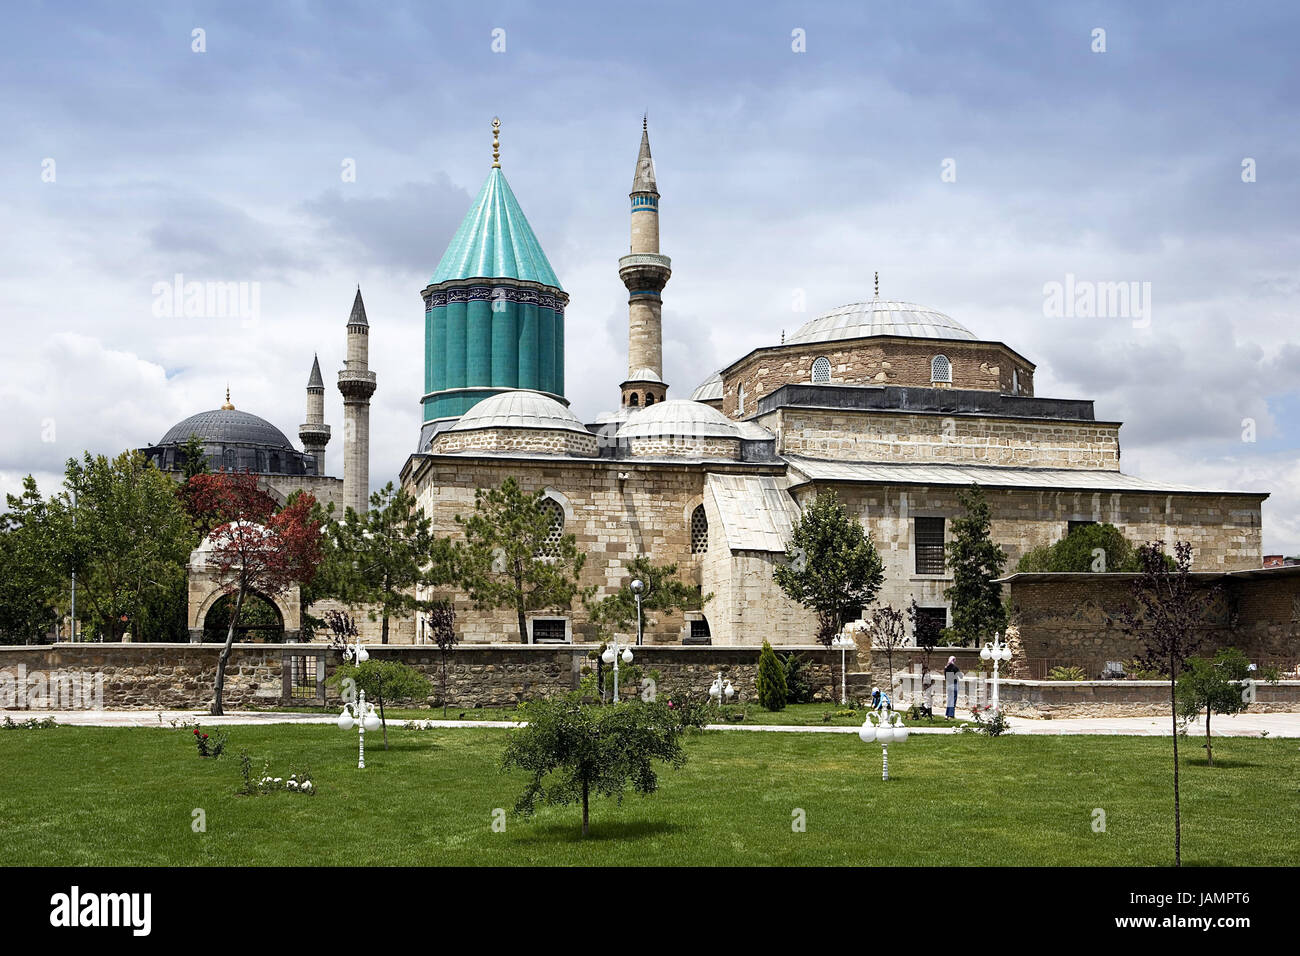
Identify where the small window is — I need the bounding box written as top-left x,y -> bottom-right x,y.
811,356 -> 831,384
629,393 -> 640,407
690,504 -> 709,554
914,517 -> 946,575
645,394 -> 655,406
531,618 -> 568,644
930,355 -> 952,384
914,607 -> 947,636
737,383 -> 746,414
536,497 -> 565,557
1012,368 -> 1020,393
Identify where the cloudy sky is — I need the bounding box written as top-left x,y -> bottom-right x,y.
2,1 -> 1298,552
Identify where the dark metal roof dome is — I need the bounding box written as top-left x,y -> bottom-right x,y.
160,408 -> 295,449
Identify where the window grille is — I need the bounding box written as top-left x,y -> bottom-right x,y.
690,505 -> 709,554
812,356 -> 831,384
914,517 -> 946,574
930,355 -> 952,384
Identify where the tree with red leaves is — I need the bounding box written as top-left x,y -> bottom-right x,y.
186,472 -> 323,715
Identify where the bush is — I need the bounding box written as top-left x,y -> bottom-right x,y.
781,653 -> 816,704
1047,665 -> 1088,681
756,640 -> 788,711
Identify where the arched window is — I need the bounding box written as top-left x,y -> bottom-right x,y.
690,504 -> 709,554
536,497 -> 565,557
930,355 -> 952,384
737,383 -> 746,414
645,393 -> 655,406
629,393 -> 640,407
222,448 -> 236,471
811,356 -> 831,384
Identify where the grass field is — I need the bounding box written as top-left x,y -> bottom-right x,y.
1,724 -> 1296,866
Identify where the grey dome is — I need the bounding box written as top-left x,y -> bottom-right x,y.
616,400 -> 740,440
160,408 -> 295,449
451,390 -> 589,435
690,371 -> 723,402
787,299 -> 976,345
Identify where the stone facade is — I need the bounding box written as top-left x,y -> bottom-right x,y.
763,407 -> 1121,470
626,435 -> 740,460
721,337 -> 1034,418
432,426 -> 598,457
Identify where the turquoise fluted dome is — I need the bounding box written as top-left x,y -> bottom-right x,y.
430,167 -> 563,289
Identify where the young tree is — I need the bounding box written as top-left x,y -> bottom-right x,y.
1175,647 -> 1275,767
586,555 -> 709,645
186,472 -> 322,715
427,601 -> 459,718
869,605 -> 908,700
908,599 -> 942,692
944,484 -> 1008,646
179,434 -> 210,480
455,478 -> 587,644
1118,540 -> 1209,867
773,490 -> 884,698
755,639 -> 788,711
330,482 -> 449,644
501,695 -> 698,837
328,658 -> 431,750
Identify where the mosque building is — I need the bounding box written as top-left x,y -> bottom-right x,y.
400,120 -> 1270,646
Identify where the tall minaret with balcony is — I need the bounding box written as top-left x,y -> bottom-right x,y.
298,354 -> 330,475
338,287 -> 376,514
619,118 -> 671,408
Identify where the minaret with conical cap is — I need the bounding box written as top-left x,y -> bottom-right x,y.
298,354 -> 331,475
338,287 -> 376,514
618,117 -> 671,408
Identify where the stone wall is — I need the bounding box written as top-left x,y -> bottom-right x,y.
721,337 -> 1033,418
996,679 -> 1300,718
0,643 -> 842,711
432,427 -> 598,456
764,407 -> 1121,470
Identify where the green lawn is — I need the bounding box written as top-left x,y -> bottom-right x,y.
2,724 -> 1295,866
258,701 -> 967,729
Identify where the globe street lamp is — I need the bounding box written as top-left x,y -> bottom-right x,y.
708,672 -> 735,707
831,633 -> 856,705
631,578 -> 644,646
858,688 -> 908,781
602,635 -> 634,703
979,633 -> 1013,712
337,688 -> 381,769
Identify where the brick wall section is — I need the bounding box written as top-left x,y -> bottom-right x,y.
767,408 -> 1121,470
722,338 -> 1034,418
0,644 -> 842,710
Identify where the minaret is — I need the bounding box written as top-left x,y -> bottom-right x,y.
298,354 -> 330,476
338,287 -> 376,514
618,117 -> 671,408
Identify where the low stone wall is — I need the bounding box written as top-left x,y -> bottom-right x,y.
0,643 -> 843,711
997,679 -> 1300,718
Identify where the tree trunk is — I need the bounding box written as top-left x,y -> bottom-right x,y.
1205,706 -> 1213,767
381,612 -> 389,645
378,690 -> 389,749
1170,665 -> 1181,867
517,606 -> 528,645
582,779 -> 590,838
211,584 -> 246,716
441,656 -> 449,718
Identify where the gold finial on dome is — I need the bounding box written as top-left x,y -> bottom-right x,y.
491,116 -> 501,168
222,385 -> 234,410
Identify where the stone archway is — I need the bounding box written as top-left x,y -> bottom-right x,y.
186,534 -> 301,643
200,591 -> 286,643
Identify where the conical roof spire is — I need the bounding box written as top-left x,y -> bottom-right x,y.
307,353 -> 324,389
632,117 -> 657,195
348,286 -> 368,327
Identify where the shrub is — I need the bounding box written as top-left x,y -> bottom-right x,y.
781,653 -> 816,704
756,640 -> 788,711
190,724 -> 228,758
1047,665 -> 1088,681
965,703 -> 1011,736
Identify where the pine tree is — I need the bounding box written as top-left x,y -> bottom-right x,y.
756,640 -> 788,711
944,484 -> 1007,645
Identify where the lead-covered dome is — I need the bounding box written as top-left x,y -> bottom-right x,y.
690,370 -> 723,403
616,400 -> 739,440
449,390 -> 588,434
786,299 -> 976,345
160,408 -> 295,449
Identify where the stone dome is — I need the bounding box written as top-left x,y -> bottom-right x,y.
616,400 -> 740,440
450,390 -> 589,435
690,371 -> 723,402
160,408 -> 295,449
786,299 -> 976,345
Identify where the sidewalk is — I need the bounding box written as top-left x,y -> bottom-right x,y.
13,709 -> 1300,737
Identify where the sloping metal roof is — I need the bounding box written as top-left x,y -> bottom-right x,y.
431,167 -> 562,289
691,370 -> 723,402
783,456 -> 1267,497
706,473 -> 799,552
787,299 -> 976,345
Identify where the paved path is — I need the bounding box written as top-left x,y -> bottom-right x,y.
13,709 -> 1300,737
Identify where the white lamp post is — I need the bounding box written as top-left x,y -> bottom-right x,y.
337,688 -> 382,769
858,689 -> 908,781
708,672 -> 735,707
831,633 -> 855,705
601,634 -> 634,703
631,578 -> 645,646
979,633 -> 1013,712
